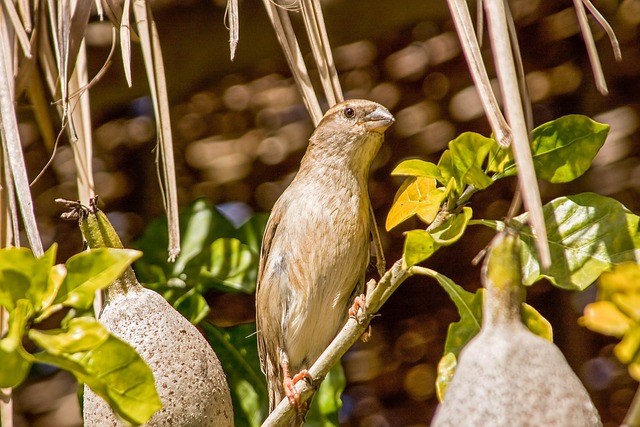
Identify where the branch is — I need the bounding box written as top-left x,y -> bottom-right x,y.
261,259 -> 414,426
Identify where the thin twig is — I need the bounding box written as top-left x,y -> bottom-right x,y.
133,0 -> 181,261
261,0 -> 323,125
0,24 -> 43,256
447,0 -> 512,147
581,0 -> 622,61
573,0 -> 608,95
225,0 -> 239,60
483,0 -> 550,269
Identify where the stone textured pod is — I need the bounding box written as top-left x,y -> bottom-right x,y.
83,284 -> 234,426
431,322 -> 602,426
432,234 -> 601,427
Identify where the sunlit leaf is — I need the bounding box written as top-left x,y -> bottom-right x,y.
440,279 -> 483,357
529,115 -> 608,183
486,143 -> 513,174
386,177 -> 446,230
0,300 -> 33,388
615,325 -> 640,366
497,115 -> 608,183
581,301 -> 632,338
448,132 -> 495,189
200,238 -> 259,293
54,248 -> 142,310
479,193 -> 640,290
436,352 -> 456,402
598,262 -> 640,308
429,207 -> 473,245
174,289 -> 210,325
391,159 -> 442,181
30,317 -> 161,425
522,303 -> 553,342
135,200 -> 266,324
135,199 -> 235,283
0,245 -> 56,311
236,214 -> 269,255
403,230 -> 437,267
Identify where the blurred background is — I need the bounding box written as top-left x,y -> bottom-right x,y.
13,0 -> 640,425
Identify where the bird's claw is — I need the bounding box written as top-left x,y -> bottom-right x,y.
349,294 -> 366,320
283,369 -> 312,410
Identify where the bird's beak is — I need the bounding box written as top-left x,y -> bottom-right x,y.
364,106 -> 395,133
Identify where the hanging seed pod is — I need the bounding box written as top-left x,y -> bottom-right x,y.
61,198 -> 233,426
432,233 -> 601,427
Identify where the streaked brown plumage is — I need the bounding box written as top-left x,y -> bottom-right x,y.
256,99 -> 394,424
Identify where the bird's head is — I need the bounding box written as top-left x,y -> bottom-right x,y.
306,99 -> 395,173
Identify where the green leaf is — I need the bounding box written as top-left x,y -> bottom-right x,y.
236,213 -> 269,255
171,200 -> 236,276
174,289 -> 211,325
436,352 -> 456,402
134,200 -> 266,324
497,115 -> 609,183
201,322 -> 268,427
486,143 -> 513,174
529,115 -> 609,183
392,159 -> 442,181
0,245 -> 56,311
386,177 -> 446,230
480,193 -> 640,290
439,278 -> 483,357
403,230 -> 437,267
135,199 -> 236,283
448,132 -> 495,190
522,303 -> 553,342
29,317 -> 161,425
54,248 -> 142,310
0,300 -> 34,388
429,207 -> 473,245
200,238 -> 259,293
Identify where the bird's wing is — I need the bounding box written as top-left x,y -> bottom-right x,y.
255,207 -> 287,408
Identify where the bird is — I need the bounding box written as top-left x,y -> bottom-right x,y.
255,99 -> 395,425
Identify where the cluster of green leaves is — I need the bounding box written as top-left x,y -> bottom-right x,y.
135,198 -> 344,427
386,114 -> 640,398
0,245 -> 161,425
135,199 -> 267,325
581,263 -> 640,380
387,114 -> 610,267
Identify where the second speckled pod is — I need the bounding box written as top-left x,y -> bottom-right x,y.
75,201 -> 234,426
432,233 -> 601,427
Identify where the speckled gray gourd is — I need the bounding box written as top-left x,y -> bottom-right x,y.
431,234 -> 602,427
83,276 -> 233,426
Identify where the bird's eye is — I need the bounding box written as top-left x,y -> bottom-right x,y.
343,107 -> 355,119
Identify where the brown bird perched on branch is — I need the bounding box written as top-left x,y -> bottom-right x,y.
256,99 -> 395,424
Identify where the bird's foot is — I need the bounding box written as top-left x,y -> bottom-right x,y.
283,369 -> 312,410
348,293 -> 366,319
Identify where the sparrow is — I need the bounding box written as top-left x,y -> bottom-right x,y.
255,99 -> 394,424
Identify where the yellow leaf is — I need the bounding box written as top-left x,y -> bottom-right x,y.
386,177 -> 445,230
581,301 -> 632,338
